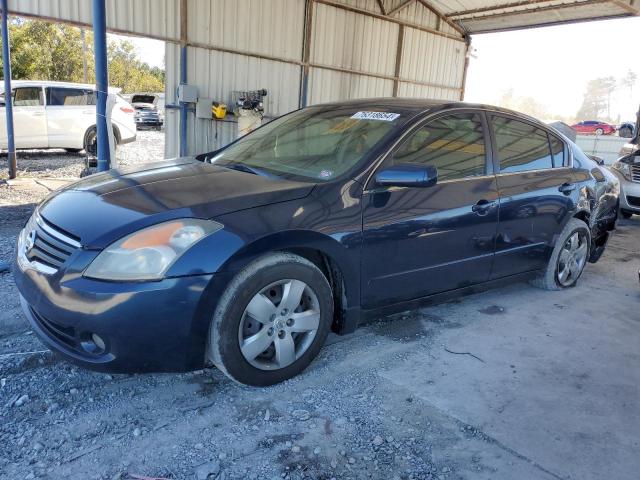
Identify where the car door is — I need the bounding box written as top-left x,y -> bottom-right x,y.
489,114 -> 577,279
361,111 -> 499,309
45,87 -> 96,149
9,86 -> 48,148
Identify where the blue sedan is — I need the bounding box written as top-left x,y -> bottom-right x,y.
14,99 -> 619,385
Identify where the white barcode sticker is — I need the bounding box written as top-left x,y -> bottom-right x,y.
351,111 -> 400,122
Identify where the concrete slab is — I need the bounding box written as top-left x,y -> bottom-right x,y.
380,219 -> 640,480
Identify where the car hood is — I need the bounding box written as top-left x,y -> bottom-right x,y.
38,158 -> 315,248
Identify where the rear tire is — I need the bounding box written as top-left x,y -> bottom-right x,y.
83,127 -> 97,156
620,209 -> 634,219
530,218 -> 591,291
65,148 -> 82,154
208,253 -> 333,386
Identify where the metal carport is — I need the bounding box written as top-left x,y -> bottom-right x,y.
1,0 -> 639,177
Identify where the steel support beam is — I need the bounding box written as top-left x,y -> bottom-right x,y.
300,0 -> 314,107
417,0 -> 467,36
315,0 -> 465,42
447,0 -> 556,18
92,0 -> 109,172
0,0 -> 15,179
449,0 -> 611,20
609,0 -> 640,14
392,25 -> 404,97
452,0 -> 611,22
179,0 -> 188,157
387,0 -> 414,17
460,40 -> 471,101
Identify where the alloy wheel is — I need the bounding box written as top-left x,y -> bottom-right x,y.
238,279 -> 320,370
557,231 -> 588,287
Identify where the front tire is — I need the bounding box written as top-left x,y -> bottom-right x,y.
530,218 -> 591,291
620,209 -> 634,219
595,128 -> 604,135
208,253 -> 333,386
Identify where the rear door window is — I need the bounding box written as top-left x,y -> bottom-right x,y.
47,87 -> 96,106
391,113 -> 487,181
492,116 -> 553,173
549,135 -> 567,167
13,87 -> 43,106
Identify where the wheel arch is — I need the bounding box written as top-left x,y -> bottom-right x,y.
83,124 -> 121,148
185,229 -> 361,335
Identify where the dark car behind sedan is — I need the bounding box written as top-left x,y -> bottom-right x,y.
14,99 -> 619,386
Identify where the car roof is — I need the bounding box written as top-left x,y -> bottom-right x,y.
311,97 -> 547,127
0,80 -> 121,94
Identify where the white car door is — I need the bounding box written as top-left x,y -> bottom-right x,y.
45,86 -> 95,150
10,86 -> 48,148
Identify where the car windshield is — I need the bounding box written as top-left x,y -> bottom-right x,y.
210,106 -> 404,181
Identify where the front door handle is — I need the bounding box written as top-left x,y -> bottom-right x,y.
32,111 -> 45,116
558,183 -> 576,195
472,199 -> 497,216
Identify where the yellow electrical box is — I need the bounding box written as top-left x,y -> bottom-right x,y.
212,102 -> 227,119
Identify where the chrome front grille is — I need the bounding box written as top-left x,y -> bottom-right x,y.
22,212 -> 81,274
631,164 -> 640,183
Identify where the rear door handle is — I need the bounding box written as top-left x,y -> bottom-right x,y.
558,183 -> 576,195
472,199 -> 497,216
33,111 -> 45,116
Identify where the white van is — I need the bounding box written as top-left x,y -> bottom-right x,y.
0,80 -> 137,154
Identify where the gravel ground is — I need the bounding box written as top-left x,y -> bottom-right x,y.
1,138 -> 639,479
0,130 -> 165,180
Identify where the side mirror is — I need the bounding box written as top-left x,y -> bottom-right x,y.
375,163 -> 438,188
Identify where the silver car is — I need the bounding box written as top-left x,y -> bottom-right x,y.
611,148 -> 640,218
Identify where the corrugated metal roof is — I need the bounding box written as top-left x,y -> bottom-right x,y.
422,0 -> 640,34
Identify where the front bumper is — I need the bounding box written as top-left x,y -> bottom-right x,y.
14,256 -> 231,373
135,116 -> 163,128
618,177 -> 640,213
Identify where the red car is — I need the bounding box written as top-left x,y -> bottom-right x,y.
571,120 -> 616,135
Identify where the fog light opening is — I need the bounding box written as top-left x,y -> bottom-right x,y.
80,332 -> 107,355
91,333 -> 106,351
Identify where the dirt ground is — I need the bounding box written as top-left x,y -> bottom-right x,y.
1,134 -> 639,480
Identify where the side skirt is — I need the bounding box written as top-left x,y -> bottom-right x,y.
333,270 -> 541,335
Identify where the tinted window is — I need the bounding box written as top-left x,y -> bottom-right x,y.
13,87 -> 43,106
392,113 -> 486,181
549,135 -> 566,167
47,87 -> 96,106
493,117 -> 553,173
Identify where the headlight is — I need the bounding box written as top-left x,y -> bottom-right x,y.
84,219 -> 222,281
612,161 -> 631,180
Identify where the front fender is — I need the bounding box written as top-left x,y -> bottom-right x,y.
166,228 -> 361,311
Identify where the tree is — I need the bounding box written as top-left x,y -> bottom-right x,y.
497,88 -> 552,120
107,40 -> 164,93
576,77 -> 617,120
621,70 -> 637,98
2,18 -> 93,83
0,18 -> 164,93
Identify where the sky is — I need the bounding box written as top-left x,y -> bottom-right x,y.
120,15 -> 640,123
465,16 -> 640,122
109,33 -> 165,70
